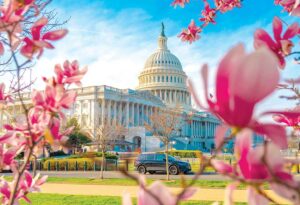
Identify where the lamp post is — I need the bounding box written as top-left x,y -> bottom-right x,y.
170,140 -> 176,150
185,137 -> 188,150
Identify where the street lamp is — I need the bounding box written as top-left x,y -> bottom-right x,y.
184,137 -> 189,150
170,140 -> 176,150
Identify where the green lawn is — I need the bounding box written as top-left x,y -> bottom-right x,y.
44,177 -> 243,189
5,176 -> 269,189
20,193 -> 247,205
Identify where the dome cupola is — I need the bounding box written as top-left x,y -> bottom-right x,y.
137,23 -> 192,108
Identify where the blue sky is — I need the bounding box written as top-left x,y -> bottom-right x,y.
29,0 -> 300,112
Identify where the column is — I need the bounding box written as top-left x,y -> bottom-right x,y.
107,100 -> 112,124
137,104 -> 140,126
113,101 -> 117,125
141,104 -> 144,125
145,105 -> 149,124
164,90 -> 167,102
126,101 -> 129,127
101,99 -> 105,125
118,102 -> 122,125
131,103 -> 135,126
191,120 -> 193,138
175,91 -> 177,104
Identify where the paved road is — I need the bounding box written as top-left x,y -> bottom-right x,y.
39,183 -> 291,204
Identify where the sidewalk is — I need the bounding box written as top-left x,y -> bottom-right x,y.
40,183 -> 291,204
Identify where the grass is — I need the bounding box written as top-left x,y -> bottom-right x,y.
4,176 -> 262,189
20,193 -> 247,205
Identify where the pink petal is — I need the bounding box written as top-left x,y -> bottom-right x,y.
42,29 -> 68,41
247,187 -> 269,205
251,123 -> 287,149
0,42 -> 4,55
215,125 -> 229,149
230,47 -> 279,103
283,23 -> 300,39
32,17 -> 48,40
224,183 -> 237,205
122,192 -> 133,205
254,29 -> 277,49
273,17 -> 283,42
211,160 -> 233,174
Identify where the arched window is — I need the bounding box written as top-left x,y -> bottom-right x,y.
162,76 -> 164,82
166,76 -> 168,82
170,76 -> 173,82
158,76 -> 160,82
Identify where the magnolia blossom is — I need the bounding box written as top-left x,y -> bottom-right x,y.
21,17 -> 68,59
0,83 -> 12,108
272,109 -> 300,129
200,1 -> 217,25
31,85 -> 77,118
171,0 -> 190,7
215,0 -> 241,12
212,129 -> 299,205
189,44 -> 287,148
254,17 -> 300,69
122,177 -> 196,205
44,60 -> 88,87
275,0 -> 300,16
0,171 -> 47,205
178,20 -> 202,43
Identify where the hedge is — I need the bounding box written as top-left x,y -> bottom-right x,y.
157,150 -> 202,158
43,157 -> 118,171
68,152 -> 118,159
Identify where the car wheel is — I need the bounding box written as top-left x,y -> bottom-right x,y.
169,165 -> 179,175
184,171 -> 189,175
138,165 -> 147,174
149,171 -> 155,174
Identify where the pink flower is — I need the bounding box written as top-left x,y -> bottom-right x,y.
178,20 -> 202,44
20,171 -> 48,193
122,177 -> 196,205
215,0 -> 241,12
275,0 -> 300,16
4,108 -> 50,146
200,1 -> 217,25
20,17 -> 68,59
32,85 -> 77,118
189,44 -> 287,148
213,130 -> 297,204
272,109 -> 300,129
0,145 -> 17,171
0,83 -> 12,108
45,60 -> 88,87
0,171 -> 47,204
171,0 -> 190,7
254,17 -> 300,69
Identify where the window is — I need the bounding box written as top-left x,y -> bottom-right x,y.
146,154 -> 155,160
166,76 -> 168,82
156,154 -> 165,161
162,76 -> 164,82
170,76 -> 173,82
158,76 -> 160,82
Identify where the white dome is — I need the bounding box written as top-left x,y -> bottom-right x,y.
144,50 -> 182,71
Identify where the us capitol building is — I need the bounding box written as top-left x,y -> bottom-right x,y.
1,24 -> 221,152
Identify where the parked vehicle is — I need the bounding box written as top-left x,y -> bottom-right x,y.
134,153 -> 191,175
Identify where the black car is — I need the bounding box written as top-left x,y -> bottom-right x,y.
134,153 -> 191,175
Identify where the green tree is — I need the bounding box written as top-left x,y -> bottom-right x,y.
65,118 -> 92,154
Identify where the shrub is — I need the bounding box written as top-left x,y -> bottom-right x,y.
43,157 -> 118,171
157,150 -> 202,158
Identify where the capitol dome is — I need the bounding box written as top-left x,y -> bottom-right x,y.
137,23 -> 191,108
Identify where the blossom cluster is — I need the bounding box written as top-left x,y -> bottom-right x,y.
0,1 -> 87,204
175,0 -> 242,43
275,0 -> 300,16
0,0 -> 67,59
